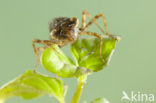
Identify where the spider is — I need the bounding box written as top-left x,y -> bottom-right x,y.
32,10 -> 117,71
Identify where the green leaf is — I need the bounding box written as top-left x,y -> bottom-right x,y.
91,97 -> 110,103
41,45 -> 78,77
41,37 -> 118,77
0,70 -> 65,103
71,37 -> 117,72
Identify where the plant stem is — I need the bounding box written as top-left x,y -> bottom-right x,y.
71,75 -> 87,103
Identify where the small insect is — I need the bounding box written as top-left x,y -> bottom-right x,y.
33,10 -> 116,71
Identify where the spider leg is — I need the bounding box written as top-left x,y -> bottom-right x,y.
79,31 -> 105,63
80,10 -> 115,38
33,46 -> 47,72
32,39 -> 63,72
81,10 -> 86,28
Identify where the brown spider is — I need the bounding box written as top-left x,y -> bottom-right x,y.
32,10 -> 116,71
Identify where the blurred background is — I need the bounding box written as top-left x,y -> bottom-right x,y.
0,0 -> 156,103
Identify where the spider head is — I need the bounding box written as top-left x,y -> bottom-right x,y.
68,17 -> 79,40
69,17 -> 79,28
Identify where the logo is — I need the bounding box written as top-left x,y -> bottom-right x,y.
121,91 -> 154,102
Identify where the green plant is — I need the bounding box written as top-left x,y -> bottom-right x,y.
0,37 -> 119,103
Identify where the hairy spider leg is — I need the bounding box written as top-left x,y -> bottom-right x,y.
81,10 -> 120,41
32,39 -> 64,71
80,10 -> 107,62
79,31 -> 105,63
80,10 -> 117,63
81,10 -> 109,35
33,46 -> 47,71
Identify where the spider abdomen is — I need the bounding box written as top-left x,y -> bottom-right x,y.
49,17 -> 79,42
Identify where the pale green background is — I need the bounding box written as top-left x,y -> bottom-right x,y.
0,0 -> 156,103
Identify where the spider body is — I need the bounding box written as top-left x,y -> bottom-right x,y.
49,17 -> 79,44
33,10 -> 117,71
